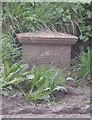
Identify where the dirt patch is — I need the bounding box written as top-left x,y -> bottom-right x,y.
1,83 -> 90,118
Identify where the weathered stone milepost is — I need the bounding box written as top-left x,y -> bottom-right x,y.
16,31 -> 78,70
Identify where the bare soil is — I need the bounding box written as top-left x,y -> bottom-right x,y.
1,81 -> 91,118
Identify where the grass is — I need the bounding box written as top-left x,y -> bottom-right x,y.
73,47 -> 91,80
1,62 -> 68,102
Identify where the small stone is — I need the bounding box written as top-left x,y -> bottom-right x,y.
66,77 -> 74,81
66,87 -> 78,95
85,105 -> 90,111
